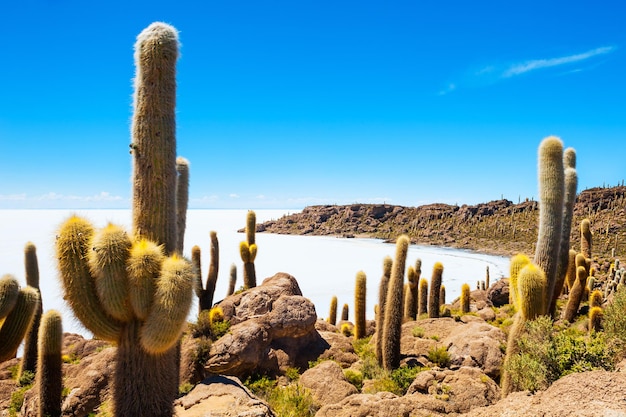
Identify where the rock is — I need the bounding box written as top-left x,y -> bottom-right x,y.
487,278 -> 510,307
464,370 -> 626,417
174,375 -> 273,417
299,361 -> 358,406
315,331 -> 359,368
315,391 -> 448,417
205,273 -> 319,379
476,307 -> 496,322
315,319 -> 338,333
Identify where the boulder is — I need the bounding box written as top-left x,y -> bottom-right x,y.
487,278 -> 510,307
299,360 -> 358,406
315,331 -> 359,368
174,375 -> 273,417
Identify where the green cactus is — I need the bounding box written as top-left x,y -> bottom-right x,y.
418,278 -> 428,316
37,310 -> 63,417
227,263 -> 237,296
240,211 -> 258,289
354,271 -> 367,339
0,277 -> 40,362
460,283 -> 470,313
533,136 -> 565,317
580,218 -> 592,260
589,306 -> 603,332
55,22 -> 192,417
589,289 -> 603,308
439,284 -> 446,306
376,255 -> 392,365
550,149 -> 577,315
191,245 -> 202,298
485,266 -> 490,290
328,295 -> 338,326
246,210 -> 256,246
20,242 -> 43,379
196,231 -> 219,312
341,303 -> 349,321
563,266 -> 588,323
175,157 -> 190,254
509,254 -> 531,309
565,249 -> 577,292
404,266 -> 418,320
517,263 -> 547,321
382,235 -> 409,370
428,262 -> 443,318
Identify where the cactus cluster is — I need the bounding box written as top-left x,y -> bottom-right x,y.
192,230 -> 220,313
0,274 -> 40,362
240,210 -> 258,289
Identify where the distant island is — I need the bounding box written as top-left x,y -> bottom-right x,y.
257,186 -> 626,262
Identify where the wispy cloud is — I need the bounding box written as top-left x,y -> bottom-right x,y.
440,45 -> 617,94
502,46 -> 616,78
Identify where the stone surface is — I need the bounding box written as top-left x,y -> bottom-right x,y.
299,360 -> 358,406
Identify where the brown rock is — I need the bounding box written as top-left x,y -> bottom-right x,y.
299,361 -> 358,406
315,391 -> 448,417
315,331 -> 359,368
266,295 -> 317,339
174,375 -> 273,417
487,278 -> 510,307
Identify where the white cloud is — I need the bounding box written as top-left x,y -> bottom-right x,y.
0,193 -> 27,201
438,83 -> 456,96
35,191 -> 123,202
256,195 -> 266,200
502,46 -> 616,78
229,193 -> 240,199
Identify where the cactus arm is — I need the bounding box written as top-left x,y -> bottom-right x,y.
0,286 -> 39,362
0,275 -> 20,320
56,216 -> 122,341
175,157 -> 190,254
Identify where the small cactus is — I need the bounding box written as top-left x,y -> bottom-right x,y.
428,262 -> 443,318
328,295 -> 338,326
589,306 -> 603,332
517,263 -> 547,321
404,266 -> 418,320
460,283 -> 470,313
589,289 -> 603,308
580,218 -> 592,259
563,266 -> 588,323
227,263 -> 237,296
418,278 -> 428,316
341,303 -> 349,321
197,231 -> 219,312
439,284 -> 446,306
0,276 -> 40,362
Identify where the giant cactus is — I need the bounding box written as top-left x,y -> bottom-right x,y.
194,231 -> 220,312
354,271 -> 367,339
428,262 -> 443,318
175,157 -> 190,254
382,235 -> 409,370
533,136 -> 565,316
55,22 -> 193,417
0,275 -> 40,363
375,255 -> 392,365
404,265 -> 418,320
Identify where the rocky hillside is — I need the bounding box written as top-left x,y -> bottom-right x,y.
258,186 -> 626,261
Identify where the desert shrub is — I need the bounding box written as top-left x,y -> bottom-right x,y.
504,316 -> 617,393
352,336 -> 385,380
178,382 -> 194,396
427,346 -> 450,367
267,384 -> 317,417
9,384 -> 32,417
391,366 -> 424,394
18,370 -> 34,387
284,367 -> 300,382
362,375 -> 402,395
412,326 -> 425,338
604,286 -> 626,357
343,369 -> 363,390
189,309 -> 231,340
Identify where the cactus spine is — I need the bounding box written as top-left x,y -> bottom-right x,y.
37,310 -> 63,417
0,276 -> 40,362
382,235 -> 409,370
428,262 -> 443,318
240,210 -> 258,289
55,23 -> 192,417
533,136 -> 565,316
328,295 -> 338,326
376,256 -> 392,365
20,242 -> 43,378
354,271 -> 367,339
460,283 -> 470,313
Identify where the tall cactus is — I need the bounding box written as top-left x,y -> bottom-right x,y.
20,242 -> 43,378
580,219 -> 592,260
509,254 -> 531,309
341,303 -> 349,321
382,235 -> 409,370
227,263 -> 237,296
196,231 -> 219,312
376,256 -> 392,365
428,262 -> 443,318
460,283 -> 470,314
404,266 -> 418,320
565,249 -> 577,292
240,210 -> 258,289
328,295 -> 338,326
354,271 -> 367,339
418,278 -> 428,316
175,157 -> 190,254
55,22 -> 193,417
533,136 -> 565,316
37,310 -> 63,417
0,275 -> 40,362
562,265 -> 588,323
502,261 -> 547,397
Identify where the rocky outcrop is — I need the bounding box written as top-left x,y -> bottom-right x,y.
205,273 -> 320,378
299,360 -> 358,406
257,186 -> 626,260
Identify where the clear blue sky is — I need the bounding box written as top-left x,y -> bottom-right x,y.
1,1 -> 625,209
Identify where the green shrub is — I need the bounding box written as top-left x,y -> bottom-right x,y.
504,316 -> 617,393
284,367 -> 301,382
391,366 -> 424,394
343,369 -> 363,391
9,384 -> 32,417
268,384 -> 317,417
362,375 -> 402,395
18,370 -> 34,387
190,310 -> 231,340
427,346 -> 450,367
412,326 -> 425,338
604,286 -> 626,357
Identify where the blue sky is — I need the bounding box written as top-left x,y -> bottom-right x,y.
1,1 -> 625,209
